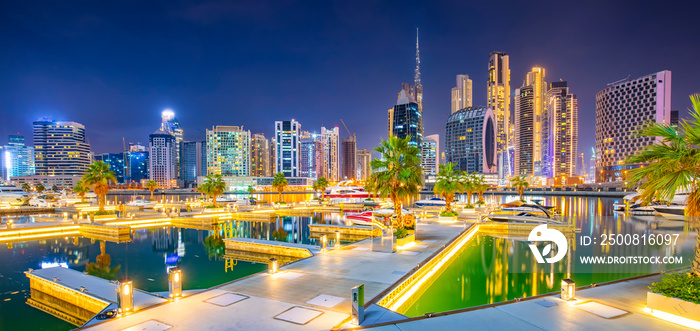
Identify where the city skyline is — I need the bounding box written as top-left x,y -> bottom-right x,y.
1,1 -> 699,159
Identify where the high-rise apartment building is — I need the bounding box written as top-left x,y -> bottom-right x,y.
180,141 -> 206,187
126,147 -> 149,184
451,75 -> 473,114
341,135 -> 357,180
320,127 -> 340,181
300,135 -> 321,179
421,134 -> 439,178
250,133 -> 271,177
1,134 -> 35,181
390,89 -> 423,148
149,128 -> 177,188
514,67 -> 547,177
546,81 -> 578,178
275,120 -> 301,177
100,153 -> 127,182
356,149 -> 372,181
487,52 -> 511,179
445,107 -> 497,174
33,120 -> 91,177
206,126 -> 250,177
160,110 -> 183,179
595,71 -> 671,182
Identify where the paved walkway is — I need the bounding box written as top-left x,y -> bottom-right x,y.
81,221 -> 466,330
361,274 -> 688,331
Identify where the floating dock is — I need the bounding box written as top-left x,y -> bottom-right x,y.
223,238 -> 320,259
308,223 -> 382,241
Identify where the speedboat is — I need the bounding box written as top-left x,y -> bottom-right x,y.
500,200 -> 555,213
487,202 -> 563,224
325,186 -> 371,203
127,199 -> 157,208
373,208 -> 412,217
345,211 -> 374,225
30,193 -> 62,207
415,198 -> 446,207
653,194 -> 689,220
613,193 -> 639,212
216,196 -> 237,203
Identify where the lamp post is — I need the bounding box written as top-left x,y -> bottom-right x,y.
168,267 -> 182,299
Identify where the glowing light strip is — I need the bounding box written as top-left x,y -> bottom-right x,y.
644,308 -> 700,329
0,225 -> 80,237
0,231 -> 81,242
105,218 -> 170,226
396,241 -> 417,250
387,225 -> 479,312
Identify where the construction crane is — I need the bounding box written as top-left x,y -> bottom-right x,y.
339,119 -> 353,137
123,137 -> 129,183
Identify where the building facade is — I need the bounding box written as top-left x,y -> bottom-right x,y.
514,67 -> 547,177
99,153 -> 127,183
149,129 -> 177,188
1,134 -> 35,182
320,127 -> 340,181
421,134 -> 439,178
341,135 -> 357,180
160,110 -> 183,179
180,141 -> 206,187
250,133 -> 271,177
451,75 -> 473,114
546,81 -> 578,178
445,106 -> 497,174
487,51 -> 511,179
275,120 -> 301,177
356,149 -> 372,181
206,126 -> 250,177
33,120 -> 91,177
595,70 -> 672,182
300,136 -> 321,179
390,89 -> 423,148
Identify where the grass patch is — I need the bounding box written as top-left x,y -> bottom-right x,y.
395,227 -> 408,239
89,210 -> 116,216
439,210 -> 459,217
649,271 -> 700,304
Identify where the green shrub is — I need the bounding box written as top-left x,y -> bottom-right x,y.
439,210 -> 459,217
365,198 -> 373,201
395,227 -> 408,239
91,210 -> 116,216
465,204 -> 474,209
649,271 -> 700,304
277,201 -> 287,205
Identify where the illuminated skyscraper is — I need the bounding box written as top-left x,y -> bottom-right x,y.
33,120 -> 91,177
421,134 -> 439,178
514,67 -> 547,177
1,134 -> 35,181
390,89 -> 423,147
546,81 -> 578,178
445,107 -> 497,174
356,149 -> 372,181
451,75 -> 473,114
275,120 -> 301,177
320,127 -> 340,181
487,52 -> 511,179
250,133 -> 270,177
149,128 -> 177,188
160,110 -> 183,179
300,134 -> 321,179
341,135 -> 356,180
595,71 -> 671,182
206,126 -> 250,177
180,141 -> 206,187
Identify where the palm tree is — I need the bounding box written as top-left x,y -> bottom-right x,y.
369,136 -> 422,220
511,176 -> 529,202
81,161 -> 117,212
433,163 -> 463,213
145,180 -> 158,200
73,181 -> 90,203
200,174 -> 226,207
51,185 -> 59,192
313,177 -> 330,200
461,173 -> 476,207
271,172 -> 288,203
21,183 -> 30,192
626,94 -> 700,273
35,183 -> 45,194
247,185 -> 255,199
474,175 -> 489,204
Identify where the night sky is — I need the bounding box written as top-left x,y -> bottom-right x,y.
1,1 -> 699,158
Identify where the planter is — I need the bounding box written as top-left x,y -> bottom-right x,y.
396,234 -> 415,247
647,291 -> 700,321
407,230 -> 415,235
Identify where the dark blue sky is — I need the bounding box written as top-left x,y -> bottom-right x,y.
1,0 -> 699,158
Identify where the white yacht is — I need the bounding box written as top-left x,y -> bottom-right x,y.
654,195 -> 688,220
325,186 -> 371,203
415,198 -> 447,207
126,199 -> 157,208
0,186 -> 30,206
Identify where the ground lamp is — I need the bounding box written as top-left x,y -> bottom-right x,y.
168,267 -> 182,299
351,284 -> 365,324
561,278 -> 575,300
321,234 -> 327,251
336,231 -> 340,249
269,258 -> 278,274
117,279 -> 134,313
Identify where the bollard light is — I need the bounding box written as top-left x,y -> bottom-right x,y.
168,267 -> 182,299
117,279 -> 134,313
336,231 -> 340,249
63,212 -> 68,220
561,278 -> 575,301
321,234 -> 327,252
269,258 -> 278,274
351,284 -> 365,325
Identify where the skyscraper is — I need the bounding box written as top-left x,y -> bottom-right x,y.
341,135 -> 357,180
33,120 -> 91,177
421,134 -> 439,178
320,127 -> 340,181
546,81 -> 578,178
206,126 -> 251,177
405,28 -> 423,111
451,75 -> 473,114
250,133 -> 271,177
275,120 -> 301,177
0,134 -> 35,181
390,89 -> 423,147
300,136 -> 321,179
160,110 -> 183,179
595,71 -> 671,182
445,107 -> 497,174
514,67 -> 547,177
127,144 -> 149,184
100,153 -> 126,182
356,149 -> 372,181
180,141 -> 206,187
149,128 -> 177,188
487,51 -> 511,179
